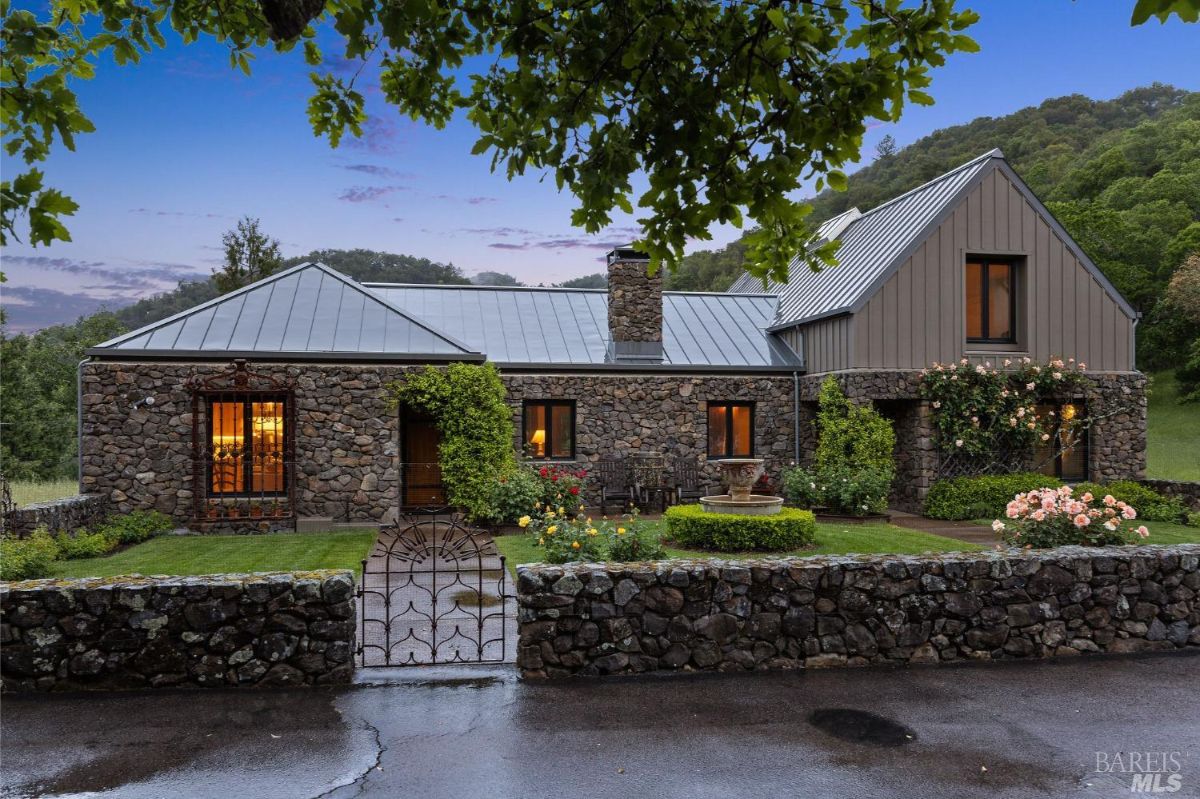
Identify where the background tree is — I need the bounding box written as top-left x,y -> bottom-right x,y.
557,274 -> 607,289
471,271 -> 523,287
213,216 -> 283,293
875,134 -> 898,160
2,0 -> 985,281
0,313 -> 127,479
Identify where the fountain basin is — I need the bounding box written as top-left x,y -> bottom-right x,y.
699,494 -> 785,516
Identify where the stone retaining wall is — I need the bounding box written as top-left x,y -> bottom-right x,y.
2,494 -> 108,539
516,545 -> 1200,679
1,570 -> 356,692
1141,480 -> 1200,511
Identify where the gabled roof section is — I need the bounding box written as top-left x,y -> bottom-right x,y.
732,148 -> 1138,328
736,149 -> 1001,326
90,262 -> 479,359
365,283 -> 801,369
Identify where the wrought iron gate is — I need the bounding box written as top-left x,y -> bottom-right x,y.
358,508 -> 509,667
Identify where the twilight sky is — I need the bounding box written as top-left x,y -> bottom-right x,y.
1,0 -> 1196,332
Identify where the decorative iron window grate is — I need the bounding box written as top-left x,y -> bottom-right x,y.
188,361 -> 295,526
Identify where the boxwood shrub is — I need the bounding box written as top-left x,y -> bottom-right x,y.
924,473 -> 1064,520
0,529 -> 61,581
664,505 -> 816,551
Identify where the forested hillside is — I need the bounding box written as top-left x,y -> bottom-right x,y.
671,84 -> 1200,371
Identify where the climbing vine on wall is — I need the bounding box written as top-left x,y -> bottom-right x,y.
385,363 -> 516,521
919,357 -> 1090,456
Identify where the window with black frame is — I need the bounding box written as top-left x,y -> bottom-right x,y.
966,258 -> 1016,343
707,402 -> 754,458
523,400 -> 575,459
207,396 -> 288,495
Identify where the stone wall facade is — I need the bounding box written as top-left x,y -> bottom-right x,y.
79,358 -> 1143,527
80,361 -> 795,528
797,369 -> 1147,512
1,570 -> 356,692
503,373 -> 796,501
2,494 -> 108,539
516,545 -> 1200,679
80,361 -> 417,527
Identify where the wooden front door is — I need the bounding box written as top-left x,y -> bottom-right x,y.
402,413 -> 445,506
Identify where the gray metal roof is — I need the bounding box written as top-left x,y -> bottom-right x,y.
92,262 -> 478,357
366,284 -> 801,368
729,149 -> 1001,327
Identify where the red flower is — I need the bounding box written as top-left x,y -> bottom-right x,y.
539,467 -> 549,478
551,474 -> 559,482
569,486 -> 580,495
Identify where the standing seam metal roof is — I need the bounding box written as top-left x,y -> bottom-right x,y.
92,262 -> 478,356
729,150 -> 1000,326
366,284 -> 800,368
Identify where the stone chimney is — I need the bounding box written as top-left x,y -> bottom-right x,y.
606,245 -> 663,363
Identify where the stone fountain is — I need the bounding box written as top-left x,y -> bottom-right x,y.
700,458 -> 784,516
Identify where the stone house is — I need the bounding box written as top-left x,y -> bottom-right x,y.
79,149 -> 1144,529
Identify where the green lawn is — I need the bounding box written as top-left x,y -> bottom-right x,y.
493,520 -> 982,573
1147,370 -> 1200,481
49,530 -> 378,579
9,478 -> 79,507
1140,520 -> 1200,546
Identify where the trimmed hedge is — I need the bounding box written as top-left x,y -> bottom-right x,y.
664,505 -> 816,551
924,473 -> 1064,521
1072,481 -> 1189,523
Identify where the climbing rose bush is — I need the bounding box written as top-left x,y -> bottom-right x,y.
992,486 -> 1149,548
919,356 -> 1089,456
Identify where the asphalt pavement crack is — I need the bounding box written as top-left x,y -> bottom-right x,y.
311,717 -> 386,799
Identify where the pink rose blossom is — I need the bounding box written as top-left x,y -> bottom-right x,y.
1136,526 -> 1149,538
1103,495 -> 1117,507
1122,506 -> 1137,520
1073,514 -> 1090,528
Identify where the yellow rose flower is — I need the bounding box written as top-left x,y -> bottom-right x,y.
617,527 -> 626,535
545,510 -> 555,519
518,515 -> 531,528
558,506 -> 565,515
587,528 -> 598,536
538,537 -> 545,545
546,525 -> 557,535
571,540 -> 581,550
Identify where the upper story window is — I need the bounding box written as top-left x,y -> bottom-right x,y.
707,402 -> 754,459
966,258 -> 1016,344
523,400 -> 575,459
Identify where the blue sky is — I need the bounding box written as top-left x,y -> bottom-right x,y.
1,0 -> 1196,331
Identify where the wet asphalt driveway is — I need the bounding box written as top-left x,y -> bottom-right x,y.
2,653 -> 1198,798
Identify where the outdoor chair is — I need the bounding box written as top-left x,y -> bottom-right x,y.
629,453 -> 668,512
668,459 -> 706,506
594,459 -> 635,515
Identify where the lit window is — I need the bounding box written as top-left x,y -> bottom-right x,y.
208,397 -> 287,495
966,259 -> 1015,343
523,400 -> 575,459
707,402 -> 754,458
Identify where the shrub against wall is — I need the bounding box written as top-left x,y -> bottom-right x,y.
664,504 -> 816,551
1073,480 -> 1190,524
924,473 -> 1065,521
386,363 -> 516,521
787,377 -> 894,516
0,511 -> 175,581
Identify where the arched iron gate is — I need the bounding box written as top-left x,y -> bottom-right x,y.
358,507 -> 509,667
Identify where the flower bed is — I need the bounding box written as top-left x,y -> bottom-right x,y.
993,485 -> 1149,548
